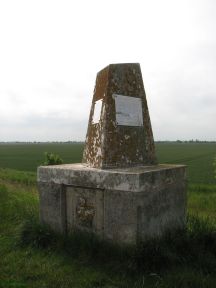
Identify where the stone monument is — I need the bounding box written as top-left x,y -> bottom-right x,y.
38,63 -> 186,244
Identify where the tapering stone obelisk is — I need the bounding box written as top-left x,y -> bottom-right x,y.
83,63 -> 157,168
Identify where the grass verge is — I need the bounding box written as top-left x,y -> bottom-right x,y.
0,170 -> 216,287
0,168 -> 36,186
18,215 -> 216,275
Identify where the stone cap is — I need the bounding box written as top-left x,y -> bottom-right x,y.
38,163 -> 186,193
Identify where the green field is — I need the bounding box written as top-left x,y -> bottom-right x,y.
0,143 -> 84,172
155,142 -> 216,184
0,142 -> 216,287
0,142 -> 215,184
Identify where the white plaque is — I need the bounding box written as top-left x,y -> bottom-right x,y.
113,94 -> 143,126
92,99 -> 102,124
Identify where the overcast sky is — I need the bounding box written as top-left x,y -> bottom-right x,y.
0,0 -> 215,141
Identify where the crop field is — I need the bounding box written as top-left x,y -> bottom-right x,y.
0,143 -> 216,287
0,143 -> 84,171
0,142 -> 215,184
155,142 -> 216,184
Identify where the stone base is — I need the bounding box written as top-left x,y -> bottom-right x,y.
37,164 -> 186,244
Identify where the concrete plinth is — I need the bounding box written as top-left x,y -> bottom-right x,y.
38,163 -> 186,244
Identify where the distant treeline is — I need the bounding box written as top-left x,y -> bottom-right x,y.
0,140 -> 216,144
0,141 -> 85,144
155,140 -> 216,143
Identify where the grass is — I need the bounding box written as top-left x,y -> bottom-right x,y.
155,142 -> 216,184
0,169 -> 216,287
0,181 -> 123,288
188,184 -> 216,219
0,142 -> 216,184
0,168 -> 36,185
0,143 -> 216,286
20,214 -> 216,273
0,143 -> 84,172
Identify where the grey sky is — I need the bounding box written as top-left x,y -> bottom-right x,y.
0,0 -> 215,141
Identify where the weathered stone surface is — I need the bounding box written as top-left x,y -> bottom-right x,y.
38,182 -> 66,233
38,164 -> 185,192
38,63 -> 187,244
82,63 -> 157,169
38,164 -> 186,244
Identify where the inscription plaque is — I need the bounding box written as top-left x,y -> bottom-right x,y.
113,94 -> 143,127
